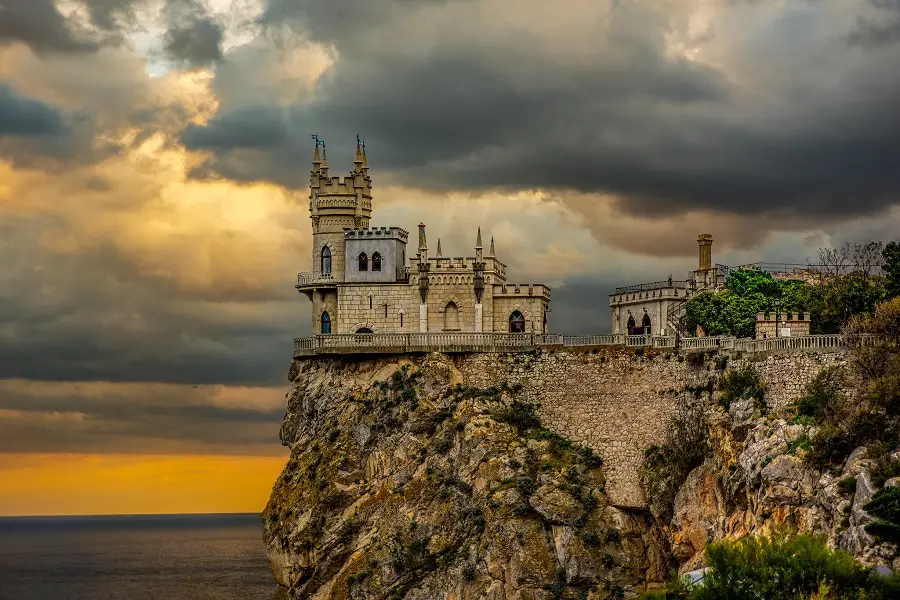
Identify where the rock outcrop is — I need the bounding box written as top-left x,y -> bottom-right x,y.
264,355 -> 670,599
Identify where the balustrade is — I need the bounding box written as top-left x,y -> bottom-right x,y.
292,332 -> 856,356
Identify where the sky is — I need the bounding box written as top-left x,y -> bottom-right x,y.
0,0 -> 898,515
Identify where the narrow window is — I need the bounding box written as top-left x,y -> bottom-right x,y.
369,296 -> 373,310
321,246 -> 332,275
372,252 -> 382,272
384,304 -> 388,318
358,252 -> 368,271
509,310 -> 525,333
400,313 -> 403,327
321,311 -> 331,335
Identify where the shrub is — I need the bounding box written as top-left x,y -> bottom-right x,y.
795,366 -> 845,422
492,399 -> 541,431
516,475 -> 537,497
690,531 -> 898,600
864,487 -> 900,544
581,530 -> 600,546
837,475 -> 857,495
717,366 -> 765,411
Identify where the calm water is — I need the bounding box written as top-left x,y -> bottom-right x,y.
0,514 -> 282,600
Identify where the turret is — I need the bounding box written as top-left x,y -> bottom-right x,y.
474,227 -> 485,305
698,234 -> 713,271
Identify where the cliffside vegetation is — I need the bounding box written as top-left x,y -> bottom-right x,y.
643,532 -> 900,599
684,240 -> 899,337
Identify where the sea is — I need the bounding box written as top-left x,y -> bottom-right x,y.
0,513 -> 283,600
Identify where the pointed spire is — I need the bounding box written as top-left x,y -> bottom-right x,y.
489,236 -> 495,256
475,226 -> 483,249
436,238 -> 443,257
475,227 -> 483,263
418,223 -> 427,253
354,134 -> 364,171
361,142 -> 368,168
313,142 -> 321,164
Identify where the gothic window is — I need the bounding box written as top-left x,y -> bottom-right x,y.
444,301 -> 460,331
642,313 -> 652,335
627,314 -> 636,335
372,252 -> 382,272
321,311 -> 331,335
358,252 -> 368,271
321,246 -> 332,275
509,310 -> 525,333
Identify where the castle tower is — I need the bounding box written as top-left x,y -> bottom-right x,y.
308,136 -> 374,282
695,234 -> 714,288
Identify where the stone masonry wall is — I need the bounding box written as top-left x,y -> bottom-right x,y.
291,348 -> 848,510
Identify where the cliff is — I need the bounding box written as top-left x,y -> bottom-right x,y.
263,348 -> 899,598
263,354 -> 670,599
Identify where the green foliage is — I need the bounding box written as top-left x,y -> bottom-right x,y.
717,366 -> 765,412
795,366 -> 845,422
581,530 -> 601,546
644,532 -> 900,599
492,399 -> 541,431
864,487 -> 900,544
516,475 -> 537,497
838,476 -> 857,495
884,241 -> 900,299
640,399 -> 708,520
683,270 -> 806,338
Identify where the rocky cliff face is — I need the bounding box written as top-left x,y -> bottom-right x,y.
263,354 -> 670,599
667,397 -> 900,573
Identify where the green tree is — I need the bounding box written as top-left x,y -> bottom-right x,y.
882,241 -> 900,299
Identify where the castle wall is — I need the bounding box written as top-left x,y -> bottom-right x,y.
344,236 -> 407,283
427,277 -> 478,332
311,289 -> 339,333
492,292 -> 548,333
335,283 -> 416,333
312,231 -> 348,281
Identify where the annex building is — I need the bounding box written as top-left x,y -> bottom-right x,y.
296,139 -> 551,335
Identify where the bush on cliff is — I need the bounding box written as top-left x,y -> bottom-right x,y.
865,487 -> 900,544
640,397 -> 708,520
716,365 -> 765,412
642,531 -> 900,599
805,298 -> 900,469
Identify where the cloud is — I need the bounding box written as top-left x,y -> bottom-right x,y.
847,0 -> 900,48
0,379 -> 285,455
0,84 -> 67,136
162,0 -> 225,68
174,0 -> 900,223
0,0 -> 99,53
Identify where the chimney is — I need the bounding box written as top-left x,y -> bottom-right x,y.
697,234 -> 713,271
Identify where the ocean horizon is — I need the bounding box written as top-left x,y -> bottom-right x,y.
0,513 -> 282,600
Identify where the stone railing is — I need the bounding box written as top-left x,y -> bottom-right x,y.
293,333 -> 856,357
296,272 -> 336,288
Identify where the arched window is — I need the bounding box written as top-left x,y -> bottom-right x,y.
321,246 -> 332,275
356,327 -> 373,334
444,302 -> 459,331
642,313 -> 652,335
321,311 -> 331,335
509,310 -> 525,333
372,252 -> 382,272
627,314 -> 636,335
358,252 -> 368,271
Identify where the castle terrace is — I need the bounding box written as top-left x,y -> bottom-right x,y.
292,332 -> 858,357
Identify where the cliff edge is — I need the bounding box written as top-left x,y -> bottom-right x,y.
263,354 -> 669,599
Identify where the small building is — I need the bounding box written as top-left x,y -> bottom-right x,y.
609,234 -> 725,336
755,311 -> 811,339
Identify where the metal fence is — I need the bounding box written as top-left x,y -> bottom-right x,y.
293,332 -> 856,357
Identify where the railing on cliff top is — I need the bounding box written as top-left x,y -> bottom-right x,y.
293,332 -> 860,357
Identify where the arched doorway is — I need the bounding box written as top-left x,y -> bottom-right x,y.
642,313 -> 652,335
443,302 -> 459,331
509,310 -> 525,333
321,246 -> 331,275
627,314 -> 636,335
321,311 -> 331,334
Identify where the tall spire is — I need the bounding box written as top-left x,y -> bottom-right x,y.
436,238 -> 443,258
311,134 -> 322,168
475,227 -> 483,263
354,134 -> 364,172
489,236 -> 495,257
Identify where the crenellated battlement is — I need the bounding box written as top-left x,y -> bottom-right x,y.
493,283 -> 551,300
345,226 -> 408,241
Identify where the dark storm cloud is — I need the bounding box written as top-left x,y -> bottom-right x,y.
0,85 -> 66,136
178,0 -> 900,220
162,0 -> 225,68
0,0 -> 98,53
181,105 -> 288,149
847,0 -> 900,48
0,380 -> 285,454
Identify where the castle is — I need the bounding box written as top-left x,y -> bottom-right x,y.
296,138 -> 551,335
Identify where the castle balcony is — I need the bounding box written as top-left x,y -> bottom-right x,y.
296,272 -> 338,289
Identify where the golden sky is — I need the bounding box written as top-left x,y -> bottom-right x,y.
1,0 -> 898,515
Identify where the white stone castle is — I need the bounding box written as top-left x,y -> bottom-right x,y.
296,138 -> 551,335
